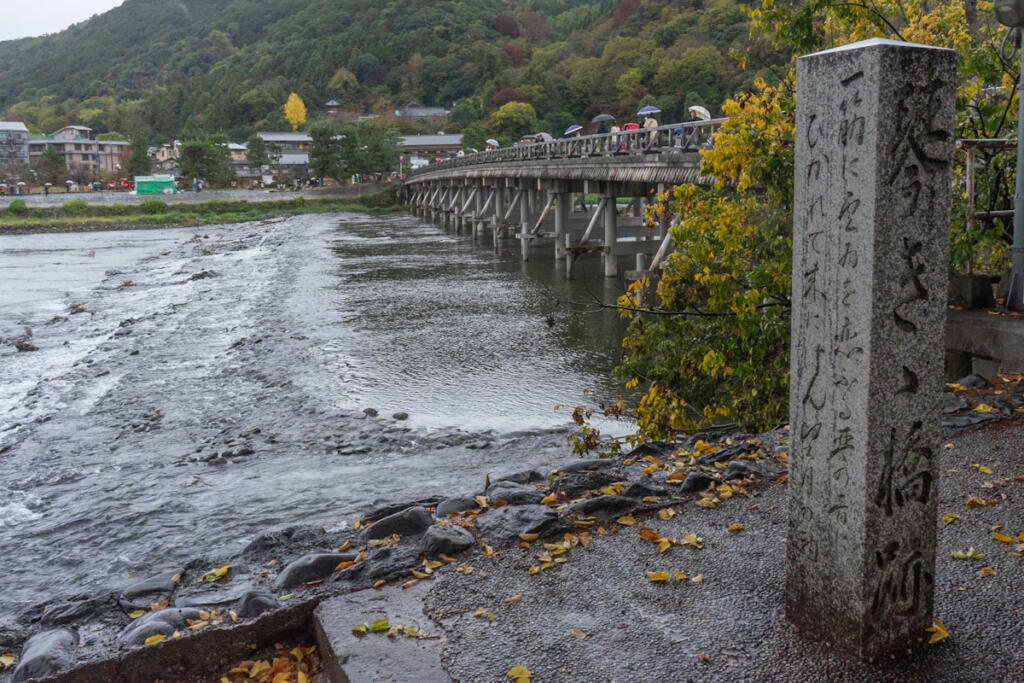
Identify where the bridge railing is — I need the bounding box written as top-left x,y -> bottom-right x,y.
404,119 -> 727,178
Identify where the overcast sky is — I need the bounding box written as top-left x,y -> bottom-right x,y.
0,1 -> 125,42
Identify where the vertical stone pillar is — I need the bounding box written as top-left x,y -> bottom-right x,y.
787,38 -> 954,658
603,190 -> 618,277
519,185 -> 531,261
474,184 -> 484,238
554,190 -> 569,260
493,184 -> 505,248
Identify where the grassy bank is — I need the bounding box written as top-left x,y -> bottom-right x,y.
0,192 -> 399,234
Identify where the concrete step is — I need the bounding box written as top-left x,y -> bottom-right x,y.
314,581 -> 450,683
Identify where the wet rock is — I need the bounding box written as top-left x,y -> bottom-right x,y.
565,495 -> 637,519
473,505 -> 557,542
466,441 -> 491,450
363,506 -> 433,541
236,591 -> 279,619
942,413 -> 1000,429
119,570 -> 180,609
174,582 -> 254,609
40,593 -> 115,627
362,408 -> 379,417
242,526 -> 328,559
554,459 -> 616,474
550,470 -> 620,498
626,441 -> 675,458
13,338 -> 37,352
273,553 -> 355,590
496,470 -> 544,485
485,481 -> 545,505
943,395 -> 969,414
435,496 -> 479,518
723,460 -> 764,481
240,426 -> 261,437
696,442 -> 758,465
955,373 -> 991,389
419,525 -> 475,557
119,608 -> 203,646
189,270 -> 218,281
680,472 -> 717,493
392,412 -> 409,421
12,629 -> 76,682
335,546 -> 422,584
622,480 -> 672,499
365,498 -> 442,524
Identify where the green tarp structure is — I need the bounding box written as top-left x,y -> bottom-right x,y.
134,175 -> 177,195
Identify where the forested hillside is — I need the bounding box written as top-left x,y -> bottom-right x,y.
0,0 -> 777,141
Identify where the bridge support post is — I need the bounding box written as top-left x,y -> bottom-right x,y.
519,185 -> 531,261
474,183 -> 485,238
492,184 -> 504,247
603,189 -> 618,277
554,189 -> 568,261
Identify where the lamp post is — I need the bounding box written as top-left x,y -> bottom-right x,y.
995,0 -> 1024,309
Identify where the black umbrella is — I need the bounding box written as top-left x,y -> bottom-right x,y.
591,114 -> 615,123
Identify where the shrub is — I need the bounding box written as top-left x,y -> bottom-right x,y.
109,203 -> 129,216
8,199 -> 28,216
140,200 -> 168,215
61,199 -> 91,216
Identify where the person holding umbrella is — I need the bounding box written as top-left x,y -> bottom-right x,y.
638,105 -> 660,150
485,138 -> 500,151
592,113 -> 614,152
686,105 -> 712,148
563,124 -> 583,156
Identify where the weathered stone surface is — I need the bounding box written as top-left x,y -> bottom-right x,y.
435,496 -> 479,518
787,38 -> 953,657
955,373 -> 990,389
273,553 -> 355,590
242,526 -> 329,558
364,498 -> 442,523
550,470 -> 619,498
419,524 -> 475,557
553,458 -> 616,474
175,584 -> 253,609
565,495 -> 637,519
679,472 -> 716,493
119,608 -> 203,646
362,506 -> 433,541
473,505 -> 557,542
236,591 -> 279,619
625,441 -> 675,458
722,460 -> 764,481
12,629 -> 76,682
485,480 -> 545,505
40,593 -> 115,627
314,581 -> 450,683
696,442 -> 758,465
119,570 -> 180,609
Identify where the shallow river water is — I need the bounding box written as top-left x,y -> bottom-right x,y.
0,212 -> 632,618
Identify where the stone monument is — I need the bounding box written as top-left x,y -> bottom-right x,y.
787,38 -> 955,657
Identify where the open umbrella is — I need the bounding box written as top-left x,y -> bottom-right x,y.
688,105 -> 711,121
564,124 -> 583,136
465,147 -> 479,154
485,138 -> 500,147
591,114 -> 615,123
637,105 -> 661,116
16,181 -> 25,186
534,132 -> 554,143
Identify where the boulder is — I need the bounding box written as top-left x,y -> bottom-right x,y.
419,525 -> 475,556
119,608 -> 203,646
680,472 -> 717,493
242,526 -> 328,559
485,481 -> 545,505
435,496 -> 479,518
622,480 -> 672,499
723,460 -> 764,481
364,498 -> 441,523
552,459 -> 616,474
273,553 -> 355,590
956,373 -> 991,389
550,470 -> 619,498
565,495 -> 637,519
696,442 -> 758,465
473,505 -> 557,542
362,506 -> 433,541
236,591 -> 279,619
625,441 -> 675,458
495,470 -> 544,485
13,629 -> 76,683
335,546 -> 422,584
119,570 -> 180,609
40,593 -> 115,627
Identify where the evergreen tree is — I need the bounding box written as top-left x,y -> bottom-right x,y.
125,134 -> 152,176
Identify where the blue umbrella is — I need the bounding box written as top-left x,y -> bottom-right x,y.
564,124 -> 583,136
637,105 -> 661,116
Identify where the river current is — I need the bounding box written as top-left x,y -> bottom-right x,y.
0,212 -> 631,619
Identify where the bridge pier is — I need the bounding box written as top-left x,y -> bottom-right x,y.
519,182 -> 531,261
603,187 -> 618,278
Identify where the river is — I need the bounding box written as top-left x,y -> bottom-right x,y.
0,211 -> 632,620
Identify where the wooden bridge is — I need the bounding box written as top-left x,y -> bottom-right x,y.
400,120 -> 723,277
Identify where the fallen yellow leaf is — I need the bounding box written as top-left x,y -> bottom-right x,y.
993,533 -> 1013,543
978,566 -> 995,577
541,495 -> 556,504
945,383 -> 965,391
519,533 -> 539,542
129,610 -> 146,619
642,496 -> 660,503
616,515 -> 636,526
338,540 -> 351,552
656,538 -> 672,553
727,523 -> 744,533
658,508 -> 676,521
674,570 -> 688,581
144,634 -> 166,646
681,533 -> 704,549
571,628 -> 586,639
691,573 -> 705,583
0,654 -> 15,671
973,403 -> 996,414
646,571 -> 670,583
352,516 -> 362,530
475,495 -> 489,509
528,565 -> 540,575
505,594 -> 523,604
373,580 -> 386,588
507,665 -> 531,682
150,600 -> 168,611
925,619 -> 949,644
942,513 -> 960,524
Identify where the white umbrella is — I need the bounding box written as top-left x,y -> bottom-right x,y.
16,181 -> 25,186
485,138 -> 500,147
688,105 -> 711,121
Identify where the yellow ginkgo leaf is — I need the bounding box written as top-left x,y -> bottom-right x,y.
727,523 -> 744,533
616,515 -> 636,526
475,496 -> 489,509
129,610 -> 146,619
674,570 -> 688,581
658,508 -> 676,520
656,538 -> 672,553
338,540 -> 351,552
144,634 -> 166,646
519,533 -> 539,542
942,513 -> 960,524
541,495 -> 556,504
945,383 -> 965,391
925,619 -> 949,644
0,654 -> 16,670
642,496 -> 660,503
373,580 -> 386,588
993,533 -> 1013,543
352,516 -> 362,530
973,403 -> 996,414
978,566 -> 995,577
646,571 -> 670,583
507,665 -> 531,681
528,565 -> 540,575
681,533 -> 704,549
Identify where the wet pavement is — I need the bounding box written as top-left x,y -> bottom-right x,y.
0,212 -> 632,621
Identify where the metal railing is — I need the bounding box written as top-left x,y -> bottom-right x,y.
404,119 -> 726,178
